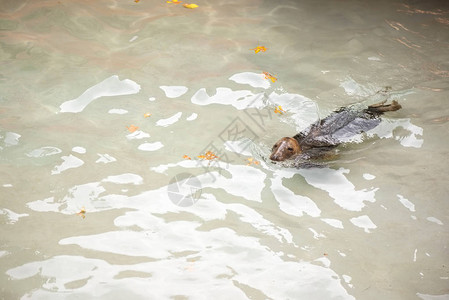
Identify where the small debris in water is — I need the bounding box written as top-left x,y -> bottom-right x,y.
198,151 -> 219,160
274,105 -> 285,114
251,46 -> 267,53
77,207 -> 86,219
126,125 -> 139,133
262,71 -> 277,82
246,158 -> 260,166
183,3 -> 198,9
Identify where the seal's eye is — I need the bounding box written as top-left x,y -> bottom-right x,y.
272,144 -> 278,150
287,147 -> 294,151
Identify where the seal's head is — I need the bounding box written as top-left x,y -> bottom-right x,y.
270,137 -> 302,161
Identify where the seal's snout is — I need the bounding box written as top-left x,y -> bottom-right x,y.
270,153 -> 282,161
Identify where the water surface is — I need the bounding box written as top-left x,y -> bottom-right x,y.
1,0 -> 449,299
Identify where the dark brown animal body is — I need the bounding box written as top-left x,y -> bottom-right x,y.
270,100 -> 401,166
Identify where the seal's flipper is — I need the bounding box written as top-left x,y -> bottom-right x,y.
367,100 -> 401,113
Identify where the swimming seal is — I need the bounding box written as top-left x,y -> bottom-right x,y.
270,100 -> 402,166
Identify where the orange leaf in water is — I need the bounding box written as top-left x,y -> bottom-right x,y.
127,125 -> 139,133
77,207 -> 86,219
262,72 -> 277,82
144,113 -> 152,118
198,151 -> 219,160
183,155 -> 191,160
134,0 -> 140,2
251,46 -> 267,53
167,0 -> 182,3
274,105 -> 286,114
246,158 -> 260,166
183,3 -> 198,9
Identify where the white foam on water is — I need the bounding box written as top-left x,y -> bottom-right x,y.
156,112 -> 182,127
95,154 -> 116,164
108,108 -> 128,114
229,72 -> 271,89
186,113 -> 197,121
126,130 -> 150,140
102,173 -> 143,185
51,155 -> 84,175
191,87 -> 265,110
398,194 -> 415,212
0,208 -> 28,224
299,168 -> 377,212
160,86 -> 188,98
138,142 -> 164,151
72,146 -> 86,154
26,147 -> 62,158
321,218 -> 344,229
3,132 -> 21,147
350,215 -> 377,233
270,170 -> 321,217
60,76 -> 140,113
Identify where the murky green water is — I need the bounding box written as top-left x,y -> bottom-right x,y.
1,0 -> 449,299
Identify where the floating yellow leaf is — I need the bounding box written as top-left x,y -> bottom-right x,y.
263,72 -> 277,82
251,46 -> 267,53
77,207 -> 86,219
274,105 -> 286,114
126,125 -> 139,133
198,151 -> 219,160
183,3 -> 198,9
246,158 -> 260,166
167,0 -> 182,3
144,113 -> 152,118
183,155 -> 191,160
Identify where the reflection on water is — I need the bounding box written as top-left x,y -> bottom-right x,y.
1,0 -> 449,299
